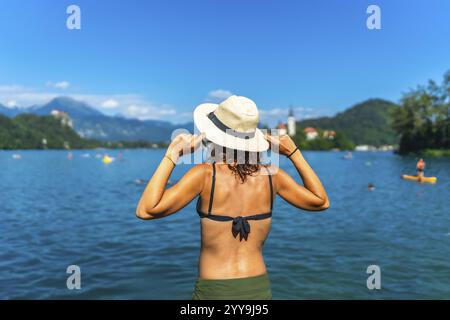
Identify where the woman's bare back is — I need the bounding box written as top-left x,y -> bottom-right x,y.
136,133 -> 329,281
197,163 -> 274,279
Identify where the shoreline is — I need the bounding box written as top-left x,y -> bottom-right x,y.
395,149 -> 450,158
0,147 -> 165,152
1,148 -> 396,153
2,148 -> 449,157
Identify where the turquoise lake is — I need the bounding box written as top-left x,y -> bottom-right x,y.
0,149 -> 449,299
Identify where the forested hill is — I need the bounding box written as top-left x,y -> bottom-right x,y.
0,114 -> 98,149
298,99 -> 399,146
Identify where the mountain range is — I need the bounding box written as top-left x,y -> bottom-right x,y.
0,103 -> 23,118
0,97 -> 399,145
0,97 -> 193,142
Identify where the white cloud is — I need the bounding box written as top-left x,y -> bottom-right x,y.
46,81 -> 70,90
0,85 -> 24,93
6,100 -> 17,108
206,89 -> 233,102
101,99 -> 119,109
259,106 -> 326,127
260,108 -> 286,117
0,85 -> 58,106
126,105 -> 146,117
0,84 -> 182,121
260,106 -> 318,118
0,84 -> 329,125
125,104 -> 176,120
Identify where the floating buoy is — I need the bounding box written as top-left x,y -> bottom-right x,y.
102,155 -> 114,164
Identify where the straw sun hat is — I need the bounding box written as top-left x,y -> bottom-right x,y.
193,95 -> 269,152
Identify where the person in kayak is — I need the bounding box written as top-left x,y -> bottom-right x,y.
135,95 -> 329,300
416,158 -> 425,181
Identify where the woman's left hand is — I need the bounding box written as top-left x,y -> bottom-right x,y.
265,134 -> 298,157
165,133 -> 205,163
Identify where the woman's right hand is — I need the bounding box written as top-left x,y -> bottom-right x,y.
165,133 -> 205,163
265,134 -> 298,157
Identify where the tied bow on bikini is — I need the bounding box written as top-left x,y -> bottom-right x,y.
232,216 -> 251,241
196,162 -> 274,241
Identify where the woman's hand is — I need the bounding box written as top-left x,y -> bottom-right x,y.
165,133 -> 205,163
266,133 -> 329,211
137,133 -> 207,220
265,134 -> 298,157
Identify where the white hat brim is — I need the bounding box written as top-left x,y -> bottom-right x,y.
193,103 -> 269,152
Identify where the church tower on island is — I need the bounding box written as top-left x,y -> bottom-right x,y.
287,106 -> 296,136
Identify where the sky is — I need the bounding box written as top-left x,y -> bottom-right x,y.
0,0 -> 449,124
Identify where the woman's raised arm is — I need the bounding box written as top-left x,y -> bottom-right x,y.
266,134 -> 330,211
136,133 -> 205,219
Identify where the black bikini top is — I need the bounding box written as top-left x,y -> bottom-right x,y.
196,162 -> 273,241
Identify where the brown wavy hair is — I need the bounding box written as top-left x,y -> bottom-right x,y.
209,144 -> 263,183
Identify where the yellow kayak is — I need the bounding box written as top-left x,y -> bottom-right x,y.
402,175 -> 437,184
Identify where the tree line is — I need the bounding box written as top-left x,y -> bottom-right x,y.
392,70 -> 450,155
292,129 -> 355,151
0,114 -> 98,149
0,114 -> 167,150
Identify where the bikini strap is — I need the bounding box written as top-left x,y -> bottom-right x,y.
264,166 -> 274,211
207,162 -> 216,214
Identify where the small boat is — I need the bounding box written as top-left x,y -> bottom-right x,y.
12,154 -> 22,159
402,175 -> 437,184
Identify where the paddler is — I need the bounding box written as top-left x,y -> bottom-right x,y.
416,158 -> 425,181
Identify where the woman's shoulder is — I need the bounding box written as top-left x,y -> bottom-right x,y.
189,162 -> 214,177
262,163 -> 282,175
262,164 -> 288,188
179,163 -> 213,190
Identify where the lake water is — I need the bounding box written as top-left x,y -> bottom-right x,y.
0,149 -> 449,299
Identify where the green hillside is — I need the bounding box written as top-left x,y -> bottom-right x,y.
298,99 -> 400,146
0,114 -> 98,149
392,70 -> 450,155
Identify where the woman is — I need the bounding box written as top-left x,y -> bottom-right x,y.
136,95 -> 329,300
